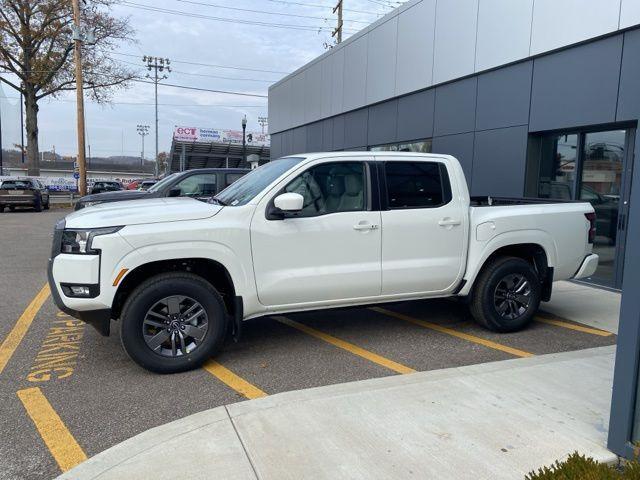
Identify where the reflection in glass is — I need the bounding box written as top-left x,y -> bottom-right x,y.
579,130 -> 626,284
537,134 -> 578,200
370,139 -> 432,153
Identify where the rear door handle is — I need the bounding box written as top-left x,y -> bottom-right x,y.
353,223 -> 379,231
438,218 -> 461,227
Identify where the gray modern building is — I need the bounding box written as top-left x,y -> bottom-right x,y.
268,0 -> 640,291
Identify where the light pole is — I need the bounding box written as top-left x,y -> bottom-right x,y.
137,124 -> 150,166
258,116 -> 268,134
143,56 -> 170,177
242,115 -> 247,165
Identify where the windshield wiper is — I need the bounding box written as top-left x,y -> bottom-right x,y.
209,196 -> 227,206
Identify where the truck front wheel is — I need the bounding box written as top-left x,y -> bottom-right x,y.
120,272 -> 227,373
470,256 -> 541,333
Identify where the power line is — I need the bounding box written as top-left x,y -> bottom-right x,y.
264,0 -> 381,16
109,52 -> 290,75
133,79 -> 268,98
121,1 -> 357,33
174,0 -> 370,24
5,95 -> 265,107
114,58 -> 275,83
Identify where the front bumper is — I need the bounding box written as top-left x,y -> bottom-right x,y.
47,258 -> 112,336
573,253 -> 599,279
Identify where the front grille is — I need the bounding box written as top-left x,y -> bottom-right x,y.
50,219 -> 66,259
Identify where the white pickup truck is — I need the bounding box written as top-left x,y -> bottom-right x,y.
48,152 -> 599,373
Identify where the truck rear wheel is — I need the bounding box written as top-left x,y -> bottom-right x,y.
120,272 -> 227,373
470,256 -> 541,333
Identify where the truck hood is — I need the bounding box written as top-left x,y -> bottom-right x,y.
65,197 -> 222,229
79,189 -> 152,203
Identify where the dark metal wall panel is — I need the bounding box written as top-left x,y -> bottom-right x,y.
321,118 -> 333,151
472,125 -> 528,196
344,108 -> 368,149
476,61 -> 532,131
281,129 -> 294,157
432,132 -> 475,185
306,121 -> 323,152
332,115 -> 345,150
608,128 -> 640,459
617,29 -> 640,122
397,89 -> 435,142
529,34 -> 623,132
368,99 -> 398,146
433,77 -> 477,137
292,126 -> 307,154
270,133 -> 282,159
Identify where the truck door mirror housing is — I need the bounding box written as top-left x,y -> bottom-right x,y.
274,192 -> 304,212
168,187 -> 181,197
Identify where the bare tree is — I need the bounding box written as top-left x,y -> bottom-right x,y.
0,0 -> 135,175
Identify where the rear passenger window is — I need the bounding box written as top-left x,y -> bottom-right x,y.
385,162 -> 451,209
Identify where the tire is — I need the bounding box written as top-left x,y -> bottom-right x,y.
44,199 -> 50,210
33,196 -> 42,212
9,206 -> 15,212
0,206 -> 4,213
120,272 -> 227,373
470,256 -> 541,333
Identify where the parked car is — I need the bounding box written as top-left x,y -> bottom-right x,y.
49,153 -> 598,373
90,181 -> 124,195
137,180 -> 158,191
0,177 -> 50,212
126,180 -> 143,190
74,168 -> 249,210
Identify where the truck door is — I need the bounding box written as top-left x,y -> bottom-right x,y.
250,159 -> 382,307
380,160 -> 466,295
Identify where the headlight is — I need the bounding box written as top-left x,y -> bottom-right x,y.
61,227 -> 122,254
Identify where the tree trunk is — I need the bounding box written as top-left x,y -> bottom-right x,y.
24,86 -> 40,176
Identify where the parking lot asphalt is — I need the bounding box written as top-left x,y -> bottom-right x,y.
0,209 -> 618,480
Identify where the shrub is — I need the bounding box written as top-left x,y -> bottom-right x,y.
526,452 -> 640,480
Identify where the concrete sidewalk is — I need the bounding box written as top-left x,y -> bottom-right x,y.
543,281 -> 621,334
59,345 -> 617,480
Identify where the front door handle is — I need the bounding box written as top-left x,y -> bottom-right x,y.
353,222 -> 379,231
438,218 -> 461,227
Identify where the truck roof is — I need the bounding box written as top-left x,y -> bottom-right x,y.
280,152 -> 456,163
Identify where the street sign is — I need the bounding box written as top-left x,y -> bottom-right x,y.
73,172 -> 80,179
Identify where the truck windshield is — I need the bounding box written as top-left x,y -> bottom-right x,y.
214,157 -> 304,206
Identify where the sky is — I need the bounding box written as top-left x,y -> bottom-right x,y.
0,0 -> 399,159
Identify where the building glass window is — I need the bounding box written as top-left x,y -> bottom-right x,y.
370,139 -> 432,153
527,128 -> 631,289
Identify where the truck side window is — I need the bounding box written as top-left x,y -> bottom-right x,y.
284,162 -> 365,217
385,161 -> 451,209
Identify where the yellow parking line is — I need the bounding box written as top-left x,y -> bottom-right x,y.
0,284 -> 50,374
275,316 -> 416,374
535,316 -> 613,337
17,387 -> 87,472
370,307 -> 534,358
202,360 -> 267,399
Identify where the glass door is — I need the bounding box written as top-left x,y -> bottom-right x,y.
578,129 -> 632,288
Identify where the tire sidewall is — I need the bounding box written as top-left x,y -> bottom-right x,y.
121,276 -> 226,373
479,259 -> 541,332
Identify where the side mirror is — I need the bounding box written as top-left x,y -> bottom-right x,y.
168,187 -> 181,198
274,192 -> 304,212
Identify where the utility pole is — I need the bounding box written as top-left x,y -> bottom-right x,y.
0,91 -> 3,175
258,116 -> 268,134
332,0 -> 343,44
242,115 -> 247,164
143,56 -> 170,177
137,124 -> 150,166
19,90 -> 24,164
71,0 -> 87,195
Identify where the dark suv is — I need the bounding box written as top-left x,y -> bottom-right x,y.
90,181 -> 124,194
0,178 -> 50,212
75,168 -> 249,210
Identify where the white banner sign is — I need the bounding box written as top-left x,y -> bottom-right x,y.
173,126 -> 270,147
